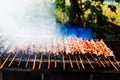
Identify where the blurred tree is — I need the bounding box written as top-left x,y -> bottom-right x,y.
55,0 -> 120,39
69,0 -> 82,25
55,0 -> 119,25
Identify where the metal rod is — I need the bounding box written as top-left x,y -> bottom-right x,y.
18,53 -> 24,67
97,56 -> 106,67
78,54 -> 85,69
8,52 -> 17,67
38,53 -> 43,69
90,54 -> 101,67
25,54 -> 31,68
89,73 -> 94,80
0,53 -> 11,69
101,56 -> 110,67
41,72 -> 44,80
32,53 -> 37,70
62,53 -> 65,70
108,57 -> 119,71
54,55 -> 57,68
68,54 -> 73,68
74,54 -> 80,69
84,55 -> 94,69
48,53 -> 50,69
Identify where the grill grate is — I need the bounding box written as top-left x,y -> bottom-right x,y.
0,38 -> 120,72
0,53 -> 120,71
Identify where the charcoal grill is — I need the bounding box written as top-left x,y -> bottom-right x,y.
0,39 -> 120,71
0,39 -> 120,80
0,52 -> 120,71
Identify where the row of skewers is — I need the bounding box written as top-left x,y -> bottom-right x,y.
0,38 -> 120,71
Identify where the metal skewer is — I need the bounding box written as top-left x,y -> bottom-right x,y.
25,54 -> 31,68
74,54 -> 80,69
0,53 -> 11,69
68,54 -> 73,68
48,53 -> 50,69
8,51 -> 18,67
78,54 -> 85,69
84,54 -> 94,69
62,53 -> 65,70
38,53 -> 44,69
32,53 -> 37,70
18,52 -> 24,67
107,57 -> 118,71
90,54 -> 101,67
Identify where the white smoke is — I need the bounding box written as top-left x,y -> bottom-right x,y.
0,0 -> 61,44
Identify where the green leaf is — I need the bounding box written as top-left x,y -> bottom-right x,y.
83,1 -> 91,10
92,0 -> 104,3
87,13 -> 95,21
111,17 -> 116,22
102,15 -> 108,21
90,6 -> 97,12
108,5 -> 117,14
91,23 -> 98,29
96,10 -> 102,15
104,33 -> 115,39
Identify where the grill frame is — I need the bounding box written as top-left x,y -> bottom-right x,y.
0,40 -> 120,73
0,54 -> 120,72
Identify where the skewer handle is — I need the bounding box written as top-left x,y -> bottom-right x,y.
8,52 -> 17,67
84,55 -> 94,69
78,54 -> 85,69
54,55 -> 57,68
113,57 -> 120,68
62,53 -> 65,70
0,53 -> 11,69
108,57 -> 119,71
75,55 -> 80,69
97,56 -> 106,68
32,53 -> 37,70
25,54 -> 31,68
68,54 -> 73,68
18,53 -> 24,67
102,56 -> 110,67
91,54 -> 101,67
39,53 -> 43,69
48,53 -> 50,69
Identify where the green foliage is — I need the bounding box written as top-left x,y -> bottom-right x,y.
83,1 -> 91,11
101,15 -> 108,21
56,0 -> 65,12
108,5 -> 117,14
92,0 -> 104,3
111,17 -> 116,22
87,13 -> 96,22
91,23 -> 99,28
55,0 -> 120,39
55,0 -> 119,25
103,33 -> 116,39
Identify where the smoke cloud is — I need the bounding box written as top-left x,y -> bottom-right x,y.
0,0 -> 61,44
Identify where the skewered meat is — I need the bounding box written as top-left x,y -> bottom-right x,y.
4,38 -> 114,57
